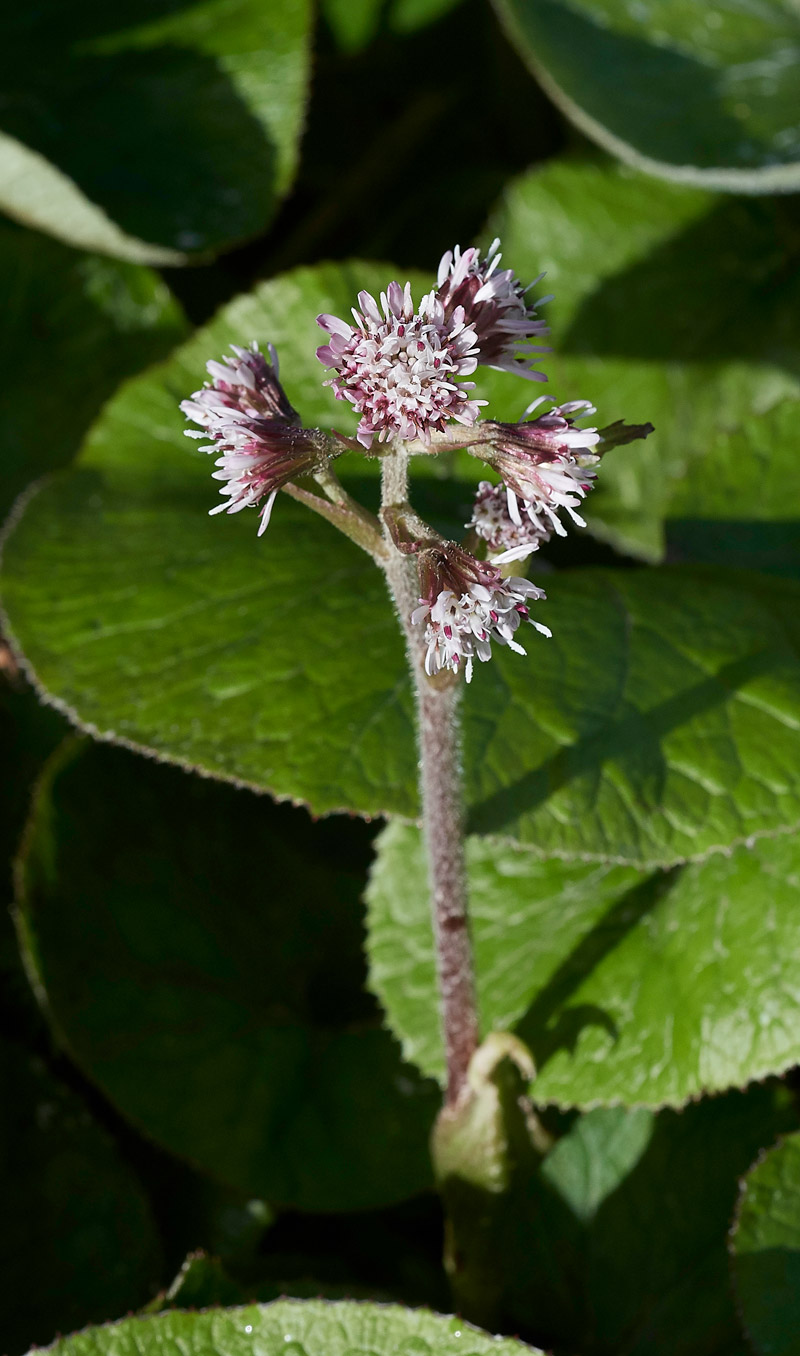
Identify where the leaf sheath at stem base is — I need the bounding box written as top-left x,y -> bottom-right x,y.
432,1033 -> 551,1330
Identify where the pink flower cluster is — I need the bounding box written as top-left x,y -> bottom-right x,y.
316,241 -> 549,450
181,343 -> 323,535
182,242 -> 652,683
435,238 -> 550,380
317,281 -> 484,449
411,545 -> 551,683
468,399 -> 601,560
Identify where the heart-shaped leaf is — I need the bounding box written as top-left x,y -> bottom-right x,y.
493,0 -> 800,192
366,822 -> 800,1105
16,740 -> 439,1212
4,260 -> 800,864
30,1299 -> 546,1356
0,0 -> 312,263
731,1131 -> 800,1356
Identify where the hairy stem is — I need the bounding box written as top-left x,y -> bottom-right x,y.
380,443 -> 479,1106
416,672 -> 479,1104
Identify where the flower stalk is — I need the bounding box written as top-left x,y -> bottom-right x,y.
380,443 -> 480,1105
415,672 -> 479,1105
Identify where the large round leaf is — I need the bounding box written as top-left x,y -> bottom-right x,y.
366,822 -> 800,1105
31,1299 -> 545,1356
4,260 -> 800,864
0,0 -> 312,263
6,473 -> 800,861
0,1037 -> 160,1355
0,218 -> 187,522
731,1131 -> 800,1356
16,740 -> 439,1212
484,160 -> 800,559
493,0 -> 800,192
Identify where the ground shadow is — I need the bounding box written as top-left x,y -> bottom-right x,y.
514,869 -> 676,1074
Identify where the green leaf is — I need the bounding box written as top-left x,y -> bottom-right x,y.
472,1085 -> 794,1355
16,740 -> 438,1212
33,1298 -> 546,1356
4,258 -> 800,863
485,159 -> 800,559
366,822 -> 800,1105
0,0 -> 312,263
731,1131 -> 800,1356
320,0 -> 465,50
461,566 -> 800,864
6,436 -> 800,854
320,0 -> 383,53
0,1037 -> 160,1355
492,0 -> 800,192
0,218 -> 187,522
0,261 -> 422,819
0,259 -> 446,825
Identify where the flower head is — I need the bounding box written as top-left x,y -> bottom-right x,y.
316,281 -> 484,449
182,341 -> 299,427
435,238 -> 550,382
411,544 -> 550,683
182,343 -> 325,534
475,398 -> 600,540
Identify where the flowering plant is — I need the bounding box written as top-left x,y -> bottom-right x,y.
3,3 -> 800,1352
182,241 -> 652,1110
